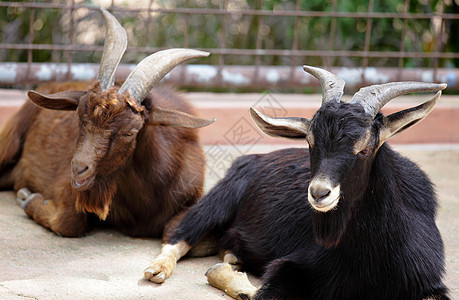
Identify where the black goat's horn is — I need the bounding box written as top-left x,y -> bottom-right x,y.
96,8 -> 128,92
118,48 -> 209,104
303,66 -> 345,104
350,82 -> 447,118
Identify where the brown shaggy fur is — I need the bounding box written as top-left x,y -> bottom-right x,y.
0,81 -> 207,238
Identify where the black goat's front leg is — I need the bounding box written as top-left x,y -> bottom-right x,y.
205,258 -> 305,300
16,187 -> 88,237
144,241 -> 192,283
253,259 -> 307,300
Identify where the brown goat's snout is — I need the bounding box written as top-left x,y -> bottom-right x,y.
72,160 -> 89,176
71,159 -> 94,191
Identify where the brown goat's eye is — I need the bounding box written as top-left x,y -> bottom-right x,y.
123,130 -> 138,137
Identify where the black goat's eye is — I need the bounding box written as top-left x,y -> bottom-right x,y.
359,148 -> 369,156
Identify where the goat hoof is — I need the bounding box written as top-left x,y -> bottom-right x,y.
223,252 -> 242,270
206,262 -> 245,286
206,263 -> 257,299
205,262 -> 232,281
16,188 -> 33,209
17,187 -> 31,200
144,256 -> 176,284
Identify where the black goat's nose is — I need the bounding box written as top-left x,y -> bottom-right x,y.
310,185 -> 331,202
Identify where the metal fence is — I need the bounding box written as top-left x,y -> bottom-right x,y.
0,0 -> 458,91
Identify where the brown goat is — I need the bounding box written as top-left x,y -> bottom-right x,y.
0,8 -> 214,239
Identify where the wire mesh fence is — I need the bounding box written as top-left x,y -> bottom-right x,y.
0,0 -> 458,91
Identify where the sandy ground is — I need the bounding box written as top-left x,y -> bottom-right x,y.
1,144 -> 458,299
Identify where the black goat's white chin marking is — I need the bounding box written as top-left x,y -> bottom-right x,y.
308,179 -> 340,212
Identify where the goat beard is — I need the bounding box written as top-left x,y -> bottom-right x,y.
312,200 -> 352,248
75,174 -> 118,220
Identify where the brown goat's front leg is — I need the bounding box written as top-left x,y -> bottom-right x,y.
205,262 -> 258,300
16,187 -> 88,237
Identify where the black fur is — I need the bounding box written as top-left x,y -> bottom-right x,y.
170,102 -> 449,299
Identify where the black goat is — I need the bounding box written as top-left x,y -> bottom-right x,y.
145,66 -> 449,300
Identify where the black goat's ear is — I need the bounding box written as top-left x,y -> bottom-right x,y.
28,90 -> 84,111
250,107 -> 311,140
148,106 -> 216,128
379,91 -> 441,145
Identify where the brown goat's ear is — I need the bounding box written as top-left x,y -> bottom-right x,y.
148,107 -> 216,128
28,90 -> 85,111
379,91 -> 441,146
250,107 -> 311,140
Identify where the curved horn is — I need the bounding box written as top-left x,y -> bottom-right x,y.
96,8 -> 128,91
350,82 -> 447,118
118,48 -> 209,103
303,65 -> 345,104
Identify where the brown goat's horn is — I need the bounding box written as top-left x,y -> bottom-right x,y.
303,65 -> 345,104
95,8 -> 128,91
118,48 -> 210,103
350,82 -> 447,118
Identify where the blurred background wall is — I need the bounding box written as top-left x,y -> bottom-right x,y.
0,0 -> 458,92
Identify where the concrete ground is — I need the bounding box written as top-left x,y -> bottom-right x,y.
0,90 -> 458,299
0,144 -> 458,299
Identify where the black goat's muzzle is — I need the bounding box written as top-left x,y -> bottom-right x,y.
308,177 -> 340,212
